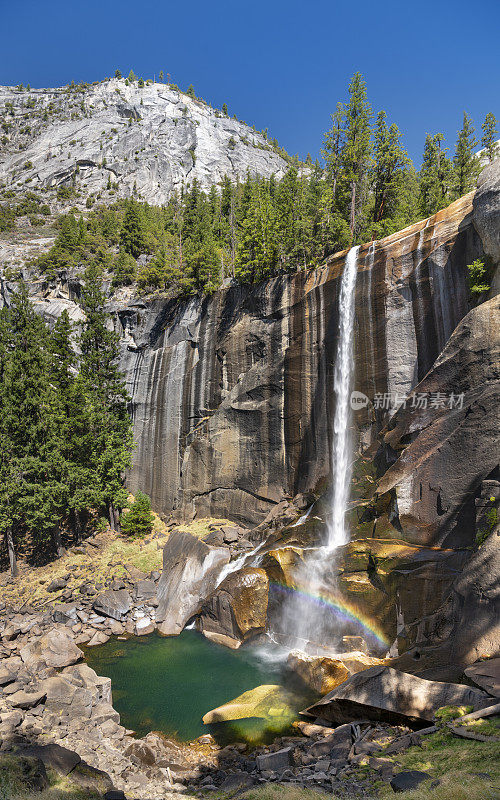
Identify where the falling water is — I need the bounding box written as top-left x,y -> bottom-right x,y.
273,246 -> 360,654
326,244 -> 360,550
215,542 -> 265,588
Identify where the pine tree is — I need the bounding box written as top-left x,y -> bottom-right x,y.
222,103 -> 228,116
340,73 -> 372,239
322,102 -> 345,202
186,84 -> 196,99
128,70 -> 136,82
419,133 -> 453,217
115,69 -> 122,79
0,286 -> 64,568
120,201 -> 146,258
372,111 -> 410,226
121,492 -> 154,538
453,112 -> 479,197
481,113 -> 499,163
78,267 -> 132,529
159,70 -> 164,82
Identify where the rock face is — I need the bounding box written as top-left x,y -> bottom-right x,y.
155,531 -> 229,635
199,567 -> 269,648
0,80 -> 287,206
122,192 -> 479,525
303,666 -> 491,726
473,158 -> 500,266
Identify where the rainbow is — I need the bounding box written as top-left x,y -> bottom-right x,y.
270,581 -> 390,648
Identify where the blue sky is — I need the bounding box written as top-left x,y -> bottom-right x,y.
1,0 -> 498,165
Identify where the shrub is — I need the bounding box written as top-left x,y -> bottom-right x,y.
120,492 -> 154,538
467,259 -> 490,295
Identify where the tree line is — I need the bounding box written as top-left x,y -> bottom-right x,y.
32,73 -> 498,294
0,272 -> 133,575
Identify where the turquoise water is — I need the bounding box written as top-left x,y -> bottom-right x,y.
85,630 -> 311,743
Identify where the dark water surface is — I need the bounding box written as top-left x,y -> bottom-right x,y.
85,630 -> 310,743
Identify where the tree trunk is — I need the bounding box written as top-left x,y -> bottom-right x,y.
53,524 -> 63,558
6,527 -> 18,578
350,180 -> 356,239
74,510 -> 81,544
109,503 -> 115,531
113,507 -> 121,533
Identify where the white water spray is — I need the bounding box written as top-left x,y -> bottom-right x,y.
326,244 -> 360,551
215,542 -> 265,588
274,246 -> 360,654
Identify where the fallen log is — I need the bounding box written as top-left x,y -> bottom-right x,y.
457,702 -> 500,723
446,723 -> 500,743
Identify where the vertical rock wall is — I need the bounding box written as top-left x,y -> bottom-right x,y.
120,193 -> 481,524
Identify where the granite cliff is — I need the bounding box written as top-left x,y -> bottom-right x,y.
0,79 -> 287,206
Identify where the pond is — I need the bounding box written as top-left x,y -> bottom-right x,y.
85,630 -> 313,744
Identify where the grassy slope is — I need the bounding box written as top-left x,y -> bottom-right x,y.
0,516 -> 233,608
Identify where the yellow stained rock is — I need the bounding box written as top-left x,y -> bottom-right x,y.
202,684 -> 296,724
287,650 -> 386,695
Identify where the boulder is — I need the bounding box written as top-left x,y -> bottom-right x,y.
303,666 -> 491,726
47,577 -> 68,592
19,629 -> 83,670
0,667 -> 15,686
93,589 -> 131,621
256,747 -> 293,773
18,744 -> 80,776
9,689 -> 46,709
202,684 -> 296,725
287,650 -> 385,695
52,603 -> 78,623
133,579 -> 157,602
464,658 -> 500,697
390,770 -> 435,793
156,531 -> 229,636
200,567 -> 269,647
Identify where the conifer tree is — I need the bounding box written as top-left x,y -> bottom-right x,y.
481,113 -> 499,163
372,111 -> 410,226
340,73 -> 372,239
419,133 -> 453,216
453,112 -> 479,197
114,69 -> 122,79
159,70 -> 164,82
121,492 -> 154,538
78,267 -> 132,529
120,201 -> 146,258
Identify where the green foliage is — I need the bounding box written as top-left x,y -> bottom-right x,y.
159,70 -> 164,82
127,69 -> 136,82
186,84 -> 196,99
138,77 -> 145,88
481,113 -> 499,162
453,112 -> 480,197
476,507 -> 498,546
467,259 -> 490,295
120,492 -> 154,538
222,102 -> 228,115
419,133 -> 453,216
0,274 -> 133,571
114,69 -> 122,79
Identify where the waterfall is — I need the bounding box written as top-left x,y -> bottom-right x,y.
326,244 -> 360,551
273,246 -> 360,654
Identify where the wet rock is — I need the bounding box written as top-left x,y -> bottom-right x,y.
124,740 -> 156,766
93,589 -> 132,621
135,617 -> 155,635
287,650 -> 384,695
156,531 -> 229,636
86,631 -> 110,647
200,567 -> 269,647
390,770 -> 435,792
202,684 -> 296,724
304,666 -> 491,725
473,159 -> 500,267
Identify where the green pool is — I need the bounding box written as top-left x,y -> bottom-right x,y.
85,630 -> 311,743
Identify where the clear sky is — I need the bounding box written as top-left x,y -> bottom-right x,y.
1,0 -> 498,165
